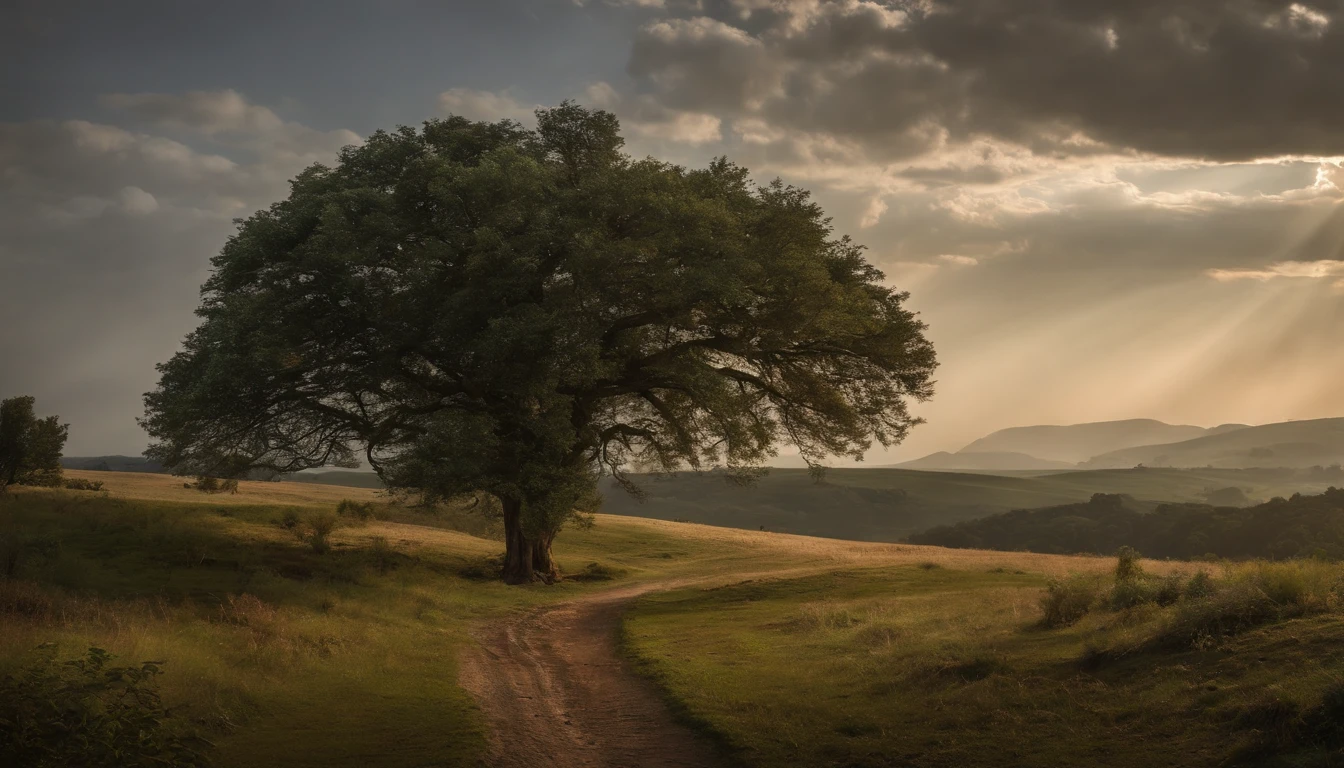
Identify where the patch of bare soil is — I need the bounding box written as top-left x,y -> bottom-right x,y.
460,582 -> 731,768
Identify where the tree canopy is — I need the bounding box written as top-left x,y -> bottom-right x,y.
0,396 -> 68,490
142,103 -> 937,582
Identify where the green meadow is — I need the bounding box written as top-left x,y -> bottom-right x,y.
4,471 -> 1344,766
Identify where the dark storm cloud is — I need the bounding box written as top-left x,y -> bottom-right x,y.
630,0 -> 1344,161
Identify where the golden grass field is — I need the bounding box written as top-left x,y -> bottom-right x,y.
3,470 -> 1342,767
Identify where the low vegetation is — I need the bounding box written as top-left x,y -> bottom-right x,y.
911,488 -> 1344,560
7,471 -> 1344,766
624,548 -> 1344,767
0,645 -> 211,767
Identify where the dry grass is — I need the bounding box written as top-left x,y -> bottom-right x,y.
48,470 -> 384,507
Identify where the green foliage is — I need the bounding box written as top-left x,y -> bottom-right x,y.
0,644 -> 209,768
302,511 -> 339,554
1114,545 -> 1144,582
62,477 -> 105,492
0,396 -> 68,491
1039,574 -> 1101,627
141,102 -> 937,579
188,476 -> 238,495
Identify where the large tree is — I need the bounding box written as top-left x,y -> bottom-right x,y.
142,104 -> 937,583
0,396 -> 68,490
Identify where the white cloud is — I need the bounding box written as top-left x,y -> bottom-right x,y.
1207,260 -> 1344,282
937,253 -> 978,266
858,195 -> 887,228
438,88 -> 537,124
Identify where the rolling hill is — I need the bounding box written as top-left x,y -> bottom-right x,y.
1085,417 -> 1344,468
958,418 -> 1248,463
894,450 -> 1075,472
598,466 -> 1337,541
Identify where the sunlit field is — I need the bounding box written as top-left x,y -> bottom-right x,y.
3,472 -> 1341,766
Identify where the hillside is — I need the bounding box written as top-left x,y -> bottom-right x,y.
61,454 -> 164,473
909,487 -> 1344,560
7,472 -> 1344,766
959,418 -> 1245,463
1086,417 -> 1344,468
893,450 -> 1075,472
598,466 -> 1340,541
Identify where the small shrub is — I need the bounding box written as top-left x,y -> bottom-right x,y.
1236,561 -> 1340,612
918,561 -> 941,571
302,511 -> 339,554
1156,582 -> 1278,649
61,478 -> 105,492
0,645 -> 210,768
1039,574 -> 1101,628
1114,545 -> 1145,583
279,510 -> 300,530
189,476 -> 238,495
1109,578 -> 1156,610
1152,575 -> 1185,606
1184,571 -> 1215,600
336,499 -> 376,524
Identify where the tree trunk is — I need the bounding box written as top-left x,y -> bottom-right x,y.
501,496 -> 559,584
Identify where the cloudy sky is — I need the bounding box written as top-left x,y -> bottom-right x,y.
4,0 -> 1344,463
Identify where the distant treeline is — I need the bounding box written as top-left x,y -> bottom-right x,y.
908,488 -> 1344,561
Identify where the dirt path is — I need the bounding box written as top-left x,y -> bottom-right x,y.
459,580 -> 732,768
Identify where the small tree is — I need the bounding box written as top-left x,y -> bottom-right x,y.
142,103 -> 938,582
0,397 -> 68,491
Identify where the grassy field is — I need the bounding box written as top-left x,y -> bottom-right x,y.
4,471 -> 1342,766
3,471 -> 1115,766
624,562 -> 1344,767
600,466 -> 1339,542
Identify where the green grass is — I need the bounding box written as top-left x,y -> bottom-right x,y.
623,563 -> 1344,767
0,480 -> 807,767
8,471 -> 1343,767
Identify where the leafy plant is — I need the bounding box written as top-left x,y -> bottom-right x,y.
302,511 -> 339,554
1039,574 -> 1101,628
0,644 -> 210,767
62,477 -> 105,492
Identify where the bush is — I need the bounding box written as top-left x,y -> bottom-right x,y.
279,510 -> 300,530
189,476 -> 238,495
335,499 -> 376,524
61,477 -> 105,492
1039,574 -> 1101,628
1114,545 -> 1145,583
0,645 -> 209,768
303,511 -> 339,554
1184,571 -> 1215,600
1155,582 -> 1278,649
1235,561 -> 1340,612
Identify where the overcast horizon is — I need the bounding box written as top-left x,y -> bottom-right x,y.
5,0 -> 1344,463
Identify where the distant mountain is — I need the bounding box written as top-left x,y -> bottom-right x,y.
894,451 -> 1075,472
1085,417 -> 1344,469
960,419 -> 1249,464
61,455 -> 164,473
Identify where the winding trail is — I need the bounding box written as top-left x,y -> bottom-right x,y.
459,580 -> 731,768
